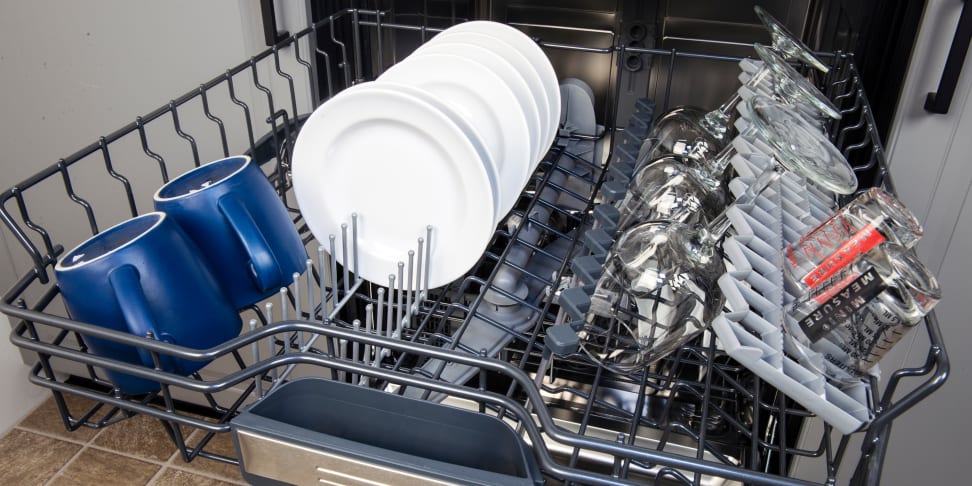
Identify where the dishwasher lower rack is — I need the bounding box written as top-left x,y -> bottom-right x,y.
0,8 -> 948,486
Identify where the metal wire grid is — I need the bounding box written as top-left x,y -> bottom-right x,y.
0,8 -> 948,486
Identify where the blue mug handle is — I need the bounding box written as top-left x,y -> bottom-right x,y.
217,194 -> 283,293
107,265 -> 166,370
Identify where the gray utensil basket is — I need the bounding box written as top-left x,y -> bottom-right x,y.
231,377 -> 543,486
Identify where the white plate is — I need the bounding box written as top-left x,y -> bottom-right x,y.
374,80 -> 501,220
416,30 -> 557,167
380,52 -> 531,217
412,40 -> 541,185
425,30 -> 550,167
291,82 -> 496,288
437,21 -> 560,169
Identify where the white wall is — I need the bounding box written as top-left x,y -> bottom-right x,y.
876,0 -> 972,483
0,314 -> 47,434
0,0 -> 271,433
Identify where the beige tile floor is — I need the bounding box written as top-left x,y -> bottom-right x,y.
0,394 -> 245,485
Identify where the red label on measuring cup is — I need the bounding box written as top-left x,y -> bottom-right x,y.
798,223 -> 886,288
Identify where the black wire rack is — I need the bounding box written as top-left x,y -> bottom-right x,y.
0,8 -> 948,486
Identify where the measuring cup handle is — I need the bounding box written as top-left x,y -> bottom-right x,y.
218,194 -> 283,293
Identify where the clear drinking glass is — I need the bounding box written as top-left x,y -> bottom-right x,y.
616,95 -> 857,234
783,187 -> 923,290
784,242 -> 940,384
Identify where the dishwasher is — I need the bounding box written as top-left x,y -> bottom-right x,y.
0,5 -> 949,486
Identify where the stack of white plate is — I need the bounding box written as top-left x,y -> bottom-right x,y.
292,21 -> 561,288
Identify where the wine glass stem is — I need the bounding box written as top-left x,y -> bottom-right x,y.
700,165 -> 782,244
703,143 -> 737,181
699,91 -> 741,140
699,66 -> 772,141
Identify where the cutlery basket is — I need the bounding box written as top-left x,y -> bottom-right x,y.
231,377 -> 543,486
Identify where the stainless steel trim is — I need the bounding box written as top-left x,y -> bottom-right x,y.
236,429 -> 460,486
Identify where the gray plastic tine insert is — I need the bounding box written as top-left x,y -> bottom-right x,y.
425,225 -> 432,293
341,223 -> 350,293
711,152 -> 873,433
318,246 -> 326,321
305,259 -> 314,321
406,250 -> 415,330
249,319 -> 262,397
329,235 -> 338,313
396,262 -> 405,335
387,274 -> 397,339
415,237 -> 424,302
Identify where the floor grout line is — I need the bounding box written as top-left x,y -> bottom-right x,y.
80,442 -> 171,466
14,426 -> 94,447
165,464 -> 248,485
12,407 -> 245,485
19,426 -> 243,486
164,433 -> 247,485
144,465 -> 168,486
42,442 -> 88,486
19,426 -> 172,468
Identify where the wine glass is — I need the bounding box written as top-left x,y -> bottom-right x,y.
578,97 -> 859,374
754,5 -> 829,74
616,95 -> 857,234
581,171 -> 774,373
581,218 -> 727,373
639,3 -> 833,158
639,43 -> 840,165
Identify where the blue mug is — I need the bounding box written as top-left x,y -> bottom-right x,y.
154,156 -> 307,309
55,212 -> 243,394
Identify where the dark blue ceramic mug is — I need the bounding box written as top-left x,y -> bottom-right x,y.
54,212 -> 243,394
154,156 -> 307,309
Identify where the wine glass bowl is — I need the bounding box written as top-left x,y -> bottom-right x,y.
616,156 -> 726,232
751,43 -> 840,121
582,220 -> 726,373
745,94 -> 857,195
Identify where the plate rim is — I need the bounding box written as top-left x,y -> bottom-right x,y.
412,38 -> 543,175
442,21 -> 561,169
